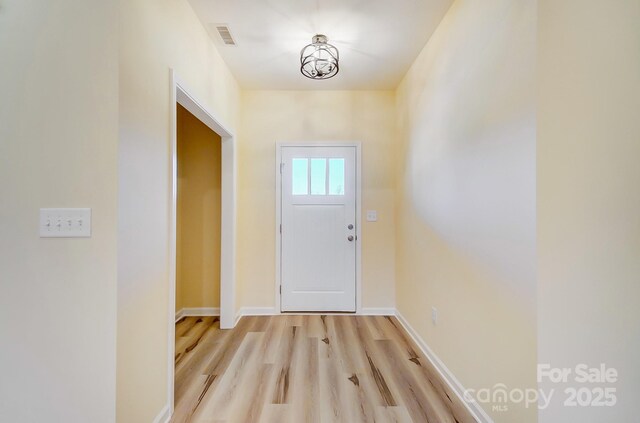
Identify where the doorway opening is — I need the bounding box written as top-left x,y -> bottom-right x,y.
175,104 -> 222,318
167,70 -> 236,417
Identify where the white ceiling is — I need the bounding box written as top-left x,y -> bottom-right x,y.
187,0 -> 453,90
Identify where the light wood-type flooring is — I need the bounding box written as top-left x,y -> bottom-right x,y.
172,315 -> 476,423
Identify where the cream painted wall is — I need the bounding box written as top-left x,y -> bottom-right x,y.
538,1 -> 640,421
0,1 -> 118,422
395,1 -> 537,422
238,91 -> 396,310
117,0 -> 239,421
176,104 -> 222,313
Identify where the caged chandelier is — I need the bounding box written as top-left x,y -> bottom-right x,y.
300,34 -> 339,80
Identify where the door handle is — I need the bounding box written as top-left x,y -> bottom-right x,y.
347,235 -> 354,242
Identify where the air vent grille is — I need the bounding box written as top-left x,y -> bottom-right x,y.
215,25 -> 236,45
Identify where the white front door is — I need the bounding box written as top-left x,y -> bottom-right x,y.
280,146 -> 357,312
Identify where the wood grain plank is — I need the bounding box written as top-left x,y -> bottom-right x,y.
262,316 -> 287,364
319,357 -> 347,423
260,404 -> 290,423
200,315 -> 253,376
375,405 -> 414,423
175,316 -> 198,338
190,332 -> 265,421
229,363 -> 273,423
291,337 -> 319,423
271,325 -> 299,404
377,339 -> 457,423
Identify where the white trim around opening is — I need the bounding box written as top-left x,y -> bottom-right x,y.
166,69 -> 237,420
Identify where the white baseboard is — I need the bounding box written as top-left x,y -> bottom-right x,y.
238,307 -> 278,316
233,307 -> 277,325
360,307 -> 395,315
175,307 -> 220,322
394,310 -> 493,423
152,403 -> 171,423
175,308 -> 185,322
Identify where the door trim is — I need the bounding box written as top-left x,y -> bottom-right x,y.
275,142 -> 362,314
168,69 -> 237,418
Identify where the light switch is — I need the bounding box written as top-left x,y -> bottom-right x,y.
40,208 -> 91,238
366,210 -> 378,222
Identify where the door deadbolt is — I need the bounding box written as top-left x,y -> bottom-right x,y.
348,224 -> 354,230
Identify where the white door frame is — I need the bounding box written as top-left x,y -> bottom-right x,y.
167,69 -> 237,416
275,142 -> 362,314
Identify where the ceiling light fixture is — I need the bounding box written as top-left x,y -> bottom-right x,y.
300,34 -> 339,80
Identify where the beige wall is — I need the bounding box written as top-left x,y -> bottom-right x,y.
176,105 -> 222,313
395,1 -> 537,421
238,90 -> 396,310
117,0 -> 240,421
0,1 -> 118,421
538,0 -> 640,421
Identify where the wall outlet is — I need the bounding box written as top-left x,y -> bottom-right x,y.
366,210 -> 378,222
431,307 -> 438,325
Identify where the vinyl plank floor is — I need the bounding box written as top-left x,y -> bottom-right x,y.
171,315 -> 477,423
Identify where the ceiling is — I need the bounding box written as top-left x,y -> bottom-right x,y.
187,0 -> 453,90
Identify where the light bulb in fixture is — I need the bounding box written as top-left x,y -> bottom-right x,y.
300,34 -> 339,80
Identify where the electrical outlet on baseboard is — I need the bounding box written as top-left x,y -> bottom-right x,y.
431,307 -> 438,325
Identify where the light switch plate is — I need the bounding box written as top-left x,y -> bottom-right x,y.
40,208 -> 91,238
366,210 -> 378,222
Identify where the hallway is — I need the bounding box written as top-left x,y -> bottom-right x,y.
2,1 -> 638,422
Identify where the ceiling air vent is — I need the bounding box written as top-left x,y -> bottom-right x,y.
215,25 -> 236,45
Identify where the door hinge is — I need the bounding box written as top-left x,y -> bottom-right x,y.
280,162 -> 284,174
279,224 -> 282,234
279,285 -> 282,294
